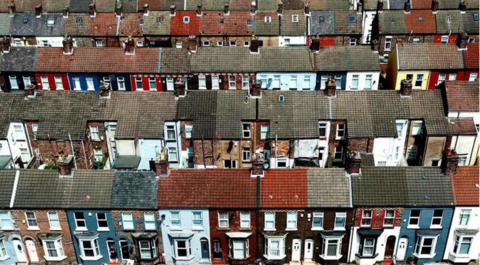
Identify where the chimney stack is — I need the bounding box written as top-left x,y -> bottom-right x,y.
404,2 -> 411,13
34,3 -> 42,17
250,1 -> 256,14
62,36 -> 74,55
89,3 -> 96,17
310,37 -> 320,52
196,3 -> 203,16
143,3 -> 149,16
304,3 -> 310,15
224,4 -> 230,15
62,6 -> 69,18
188,36 -> 197,53
154,148 -> 169,176
0,37 -> 11,54
377,0 -> 383,12
251,153 -> 265,177
124,36 -> 135,55
442,148 -> 459,175
431,0 -> 439,13
457,32 -> 468,50
99,81 -> 111,98
277,1 -> 283,15
326,77 -> 336,97
24,84 -> 36,99
170,4 -> 176,16
8,1 -> 15,17
400,79 -> 412,97
357,2 -> 363,14
115,5 -> 122,17
57,155 -> 75,177
348,151 -> 361,174
250,37 -> 260,53
251,79 -> 262,97
459,0 -> 466,12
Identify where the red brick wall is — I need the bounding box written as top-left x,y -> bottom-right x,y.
354,208 -> 404,228
348,138 -> 374,153
85,122 -> 110,168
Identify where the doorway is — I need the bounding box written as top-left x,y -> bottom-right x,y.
304,239 -> 314,261
396,237 -> 408,261
213,239 -> 222,260
200,238 -> 210,260
292,238 -> 301,261
12,239 -> 27,262
25,239 -> 39,262
384,236 -> 396,259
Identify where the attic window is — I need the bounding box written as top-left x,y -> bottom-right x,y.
319,16 -> 325,22
446,16 -> 452,23
292,14 -> 299,23
390,16 -> 395,22
23,16 -> 29,24
278,95 -> 285,102
220,18 -> 225,24
76,17 -> 83,24
348,15 -> 356,23
474,14 -> 479,21
183,16 -> 190,24
157,16 -> 163,23
265,16 -> 272,23
139,18 -> 144,25
417,16 -> 423,22
47,17 -> 55,26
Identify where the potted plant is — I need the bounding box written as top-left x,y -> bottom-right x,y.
407,254 -> 416,265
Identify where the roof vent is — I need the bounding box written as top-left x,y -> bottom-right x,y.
279,95 -> 285,102
348,15 -> 356,23
23,16 -> 29,23
390,16 -> 395,22
418,16 -> 423,22
424,196 -> 429,200
76,17 -> 83,24
421,175 -> 427,180
474,14 -> 479,21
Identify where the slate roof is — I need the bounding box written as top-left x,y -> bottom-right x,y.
438,0 -> 461,9
280,10 -> 307,36
0,47 -> 37,72
160,48 -> 190,73
444,81 -> 479,112
69,0 -> 91,12
185,0 -> 252,11
465,0 -> 479,9
112,156 -> 141,169
360,153 -> 375,166
448,118 -> 477,135
35,48 -> 161,73
396,43 -> 465,70
315,46 -> 380,72
112,171 -> 158,209
303,0 -> 351,10
170,11 -> 200,35
464,43 -> 479,69
0,0 -> 67,12
63,14 -> 91,36
363,0 -> 378,10
176,91 -> 218,138
118,0 -> 138,12
352,167 -> 454,207
452,166 -> 479,206
199,11 -> 252,35
389,0 -> 409,9
307,168 -> 351,208
118,12 -> 144,36
310,11 -> 334,35
158,169 -> 257,208
0,171 -> 16,208
253,11 -> 279,35
334,11 -> 362,35
378,11 -> 408,34
436,11 -> 479,34
10,13 -> 64,37
13,169 -> 115,209
260,169 -> 308,208
190,47 -> 314,72
143,11 -> 171,35
404,10 -> 436,34
0,13 -> 12,35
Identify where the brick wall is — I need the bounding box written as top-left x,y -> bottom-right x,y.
353,207 -> 404,228
348,138 -> 374,153
84,122 -> 109,169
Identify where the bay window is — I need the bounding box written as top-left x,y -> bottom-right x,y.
320,236 -> 343,260
42,237 -> 66,261
414,236 -> 437,258
264,235 -> 286,260
362,238 -> 375,257
452,236 -> 472,255
137,239 -> 158,259
78,237 -> 102,260
229,238 -> 249,259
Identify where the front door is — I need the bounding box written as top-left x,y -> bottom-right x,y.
384,236 -> 396,259
304,239 -> 314,261
396,237 -> 408,261
26,239 -> 39,262
12,239 -> 27,262
201,239 -> 210,260
213,239 -> 222,260
292,239 -> 301,261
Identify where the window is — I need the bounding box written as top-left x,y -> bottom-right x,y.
149,78 -> 157,90
136,77 -> 143,90
259,75 -> 267,88
244,41 -> 250,47
171,211 -> 181,228
474,14 -> 479,21
303,76 -> 311,90
212,75 -> 219,89
431,210 -> 443,227
19,148 -> 29,163
415,237 -> 437,257
334,147 -> 343,161
166,125 -> 175,139
407,145 -> 418,161
319,122 -> 328,138
143,213 -> 156,231
48,211 -> 61,230
449,73 -> 457,81
395,146 -> 400,160
96,213 -> 108,230
229,41 -> 236,46
54,76 -> 63,89
385,36 -> 393,50
441,36 -> 449,43
437,73 -> 447,85
9,76 -> 18,89
412,122 -> 422,135
334,212 -> 346,229
40,76 -> 49,89
117,77 -> 126,90
43,239 -> 65,260
265,237 -> 285,259
183,16 -> 190,23
23,76 -> 32,87
312,212 -> 324,229
157,16 -> 163,23
336,123 -> 345,138
320,237 -> 342,258
175,239 -> 192,258
459,209 -> 471,226
89,125 -> 100,140
365,75 -> 372,90
25,212 -> 38,229
224,159 -> 237,168
242,124 -> 251,138
265,16 -> 272,23
80,238 -> 101,259
229,238 -> 249,259
273,75 -> 281,88
119,240 -> 130,260
348,15 -> 356,23
198,75 -> 206,89
185,124 -> 193,139
242,148 -> 251,162
361,210 -> 372,227
122,213 -> 134,230
14,38 -> 22,46
42,40 -> 49,47
320,75 -> 328,89
166,77 -> 174,91
349,38 -> 357,46
218,211 -> 229,228
261,125 -> 269,140
240,212 -> 250,228
168,147 -> 178,162
95,40 -> 103,47
378,161 -> 386,166
137,41 -> 144,47
86,77 -> 94,91
217,41 -> 223,47
94,148 -> 103,162
453,236 -> 472,255
458,156 -> 467,166
202,41 -> 210,47
0,238 -> 7,259
192,211 -> 203,228
286,212 -> 297,230
176,41 -> 183,48
73,77 -> 81,90
229,75 -> 236,89
469,73 -> 478,81
292,14 -> 299,22
276,158 -> 287,168
412,37 -> 420,43
0,212 -> 13,230
74,212 -> 86,230
289,75 -> 297,90
469,38 -> 476,43
409,210 -> 420,227
415,74 -> 423,87
138,240 -> 157,259
319,147 -> 325,162
14,125 -> 24,140
242,76 -> 249,89
432,160 -> 440,167
396,122 -> 404,137
351,75 -> 359,90
363,238 -> 375,256
384,210 -> 395,226
265,212 -> 275,230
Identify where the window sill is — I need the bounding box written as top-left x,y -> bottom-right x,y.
360,225 -> 371,228
192,227 -> 204,231
264,254 -> 286,260
75,228 -> 88,232
414,253 -> 435,259
239,227 -> 251,231
407,225 -> 420,229
0,227 -> 14,231
81,255 -> 103,261
169,227 -> 183,231
45,255 -> 67,261
264,228 -> 276,232
430,225 -> 442,229
285,228 -> 298,231
311,227 -> 324,231
320,254 -> 342,260
49,227 -> 62,231
97,228 -> 110,232
218,227 -> 230,231
28,227 -> 40,231
333,227 -> 346,231
0,256 -> 10,261
355,253 -> 379,259
173,256 -> 195,261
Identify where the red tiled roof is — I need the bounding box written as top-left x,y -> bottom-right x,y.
445,81 -> 479,112
170,11 -> 200,35
118,13 -> 144,36
449,118 -> 477,134
411,0 -> 432,9
404,10 -> 436,34
464,43 -> 479,69
452,166 -> 479,205
35,48 -> 160,73
200,11 -> 252,35
89,13 -> 118,36
158,169 -> 257,208
260,169 -> 308,208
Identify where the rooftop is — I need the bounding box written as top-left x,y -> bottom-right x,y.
112,171 -> 158,209
396,43 -> 465,70
451,166 -> 480,206
444,80 -> 479,112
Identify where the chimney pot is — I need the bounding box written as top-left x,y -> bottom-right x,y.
251,81 -> 262,97
89,3 -> 96,17
170,4 -> 176,16
304,3 -> 310,15
115,6 -> 122,16
400,79 -> 412,97
188,37 -> 197,52
62,7 -> 69,17
251,153 -> 265,176
404,2 -> 411,13
357,2 -> 363,13
250,1 -> 256,14
326,77 -> 336,97
442,149 -> 459,175
124,36 -> 135,55
143,3 -> 149,15
99,81 -> 111,98
459,0 -> 466,12
277,1 -> 283,15
62,36 -> 74,55
457,32 -> 468,50
196,3 -> 203,16
431,0 -> 439,12
34,3 -> 42,17
0,37 -> 11,54
224,4 -> 230,15
377,0 -> 383,12
8,2 -> 15,17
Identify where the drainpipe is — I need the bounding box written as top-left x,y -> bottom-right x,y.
82,139 -> 88,169
68,133 -> 77,169
275,134 -> 278,167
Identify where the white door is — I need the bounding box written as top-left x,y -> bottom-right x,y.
304,239 -> 314,260
292,239 -> 301,261
396,237 -> 408,261
13,239 -> 27,262
26,239 -> 39,262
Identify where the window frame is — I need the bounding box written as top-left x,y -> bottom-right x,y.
89,125 -> 100,141
265,212 -> 276,230
362,238 -> 375,257
430,210 -> 443,228
452,235 -> 473,255
312,212 -> 324,230
319,122 -> 328,138
170,211 -> 181,228
292,14 -> 299,23
320,237 -> 342,259
260,125 -> 269,140
229,238 -> 249,259
192,211 -> 203,229
25,211 -> 39,229
212,75 -> 220,89
276,158 -> 287,168
459,209 -> 471,226
242,147 -> 251,162
0,212 -> 14,230
286,212 -> 297,230
166,125 -> 176,140
218,211 -> 229,228
54,76 -> 63,90
469,73 -> 478,81
198,75 -> 207,89
242,75 -> 249,89
364,74 -> 373,89
144,213 -> 156,231
336,123 -> 346,139
242,124 -> 251,138
174,238 -> 192,259
415,74 -> 424,87
441,35 -> 449,43
9,75 -> 19,89
135,77 -> 143,90
383,210 -> 395,227
351,75 -> 359,90
229,75 -> 236,89
185,123 -> 193,139
74,212 -> 87,231
414,236 -> 438,258
361,210 -> 372,227
42,238 -> 65,261
149,77 -> 157,91
384,36 -> 393,51
122,213 -> 134,230
240,212 -> 251,229
408,210 -> 421,227
48,211 -> 61,230
96,212 -> 109,231
117,77 -> 126,90
349,38 -> 357,46
40,76 -> 49,89
224,159 -> 238,168
79,237 -> 101,260
334,212 -> 346,230
0,238 -> 8,259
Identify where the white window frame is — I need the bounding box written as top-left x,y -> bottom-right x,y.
40,76 -> 49,89
117,77 -> 126,91
54,76 -> 63,90
242,124 -> 251,138
351,75 -> 359,90
89,125 -> 100,141
218,211 -> 229,228
265,236 -> 286,259
260,125 -> 269,140
276,158 -> 287,168
224,159 -> 238,168
318,122 -> 328,138
19,148 -> 29,163
96,212 -> 109,231
265,16 -> 272,23
459,209 -> 471,226
122,213 -> 134,230
166,125 -> 176,140
384,210 -> 395,227
139,240 -> 156,259
441,35 -> 449,43
362,238 -> 375,257
265,212 -> 276,230
286,212 -> 297,230
361,210 -> 372,227
415,74 -> 424,87
242,75 -> 249,89
412,121 -> 422,135
170,211 -> 181,228
430,210 -> 443,228
438,73 -> 446,85
25,212 -> 39,229
166,77 -> 174,91
242,147 -> 251,162
312,212 -> 324,230
469,73 -> 478,81
349,38 -> 357,46
414,236 -> 438,258
448,73 -> 457,81
42,238 -> 65,261
48,211 -> 61,230
217,41 -> 223,47
230,238 -> 249,259
303,75 -> 311,90
229,75 -> 236,89
74,212 -> 87,231
14,125 -> 24,140
202,41 -> 210,47
408,210 -> 420,228
365,74 -> 372,89
144,213 -> 156,231
136,77 -> 143,90
79,237 -> 101,260
452,235 -> 473,255
292,14 -> 299,22
230,40 -> 236,46
23,76 -> 32,86
334,212 -> 346,230
73,77 -> 81,90
320,237 -> 343,259
0,212 -> 14,230
212,75 -> 220,89
86,77 -> 95,91
185,123 -> 193,139
384,36 -> 393,51
149,77 -> 157,91
336,123 -> 345,139
176,41 -> 183,48
198,75 -> 207,89
183,16 -> 190,23
240,212 -> 251,228
93,148 -> 103,162
192,211 -> 203,229
174,238 -> 192,259
334,146 -> 343,161
9,76 -> 19,90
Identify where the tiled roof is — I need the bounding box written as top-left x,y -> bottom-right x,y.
303,0 -> 351,10
411,0 -> 432,9
139,0 -> 164,11
199,11 -> 252,35
353,167 -> 454,207
379,11 -> 408,34
118,13 -> 144,36
465,0 -> 479,9
35,47 -> 160,73
63,14 -> 91,36
280,10 -> 307,36
334,11 -> 362,35
310,11 -> 334,35
315,46 -> 380,72
94,0 -> 117,12
462,11 -> 479,34
0,171 -> 16,208
143,11 -> 171,35
184,0 -> 252,11
112,171 -> 158,209
360,153 -> 375,166
448,118 -> 477,135
176,91 -> 217,138
389,0 -> 408,9
0,47 -> 37,72
89,13 -> 118,36
444,81 -> 479,112
0,13 -> 12,35
437,0 -> 460,9
117,0 -> 138,12
452,166 -> 479,206
307,168 -> 351,208
160,48 -> 190,73
158,169 -> 257,208
282,0 -> 306,10
260,169 -> 308,208
69,0 -> 90,12
253,11 -> 279,35
170,11 -> 200,35
10,13 -> 64,37
404,10 -> 436,34
435,11 -> 479,34
397,43 -> 464,70
363,0 -> 377,10
464,43 -> 479,69
0,0 -> 64,12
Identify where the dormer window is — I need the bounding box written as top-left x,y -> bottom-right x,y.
292,14 -> 299,22
348,15 -> 356,23
265,16 -> 272,23
446,16 -> 452,23
183,16 -> 190,24
47,17 -> 55,26
139,18 -> 144,25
